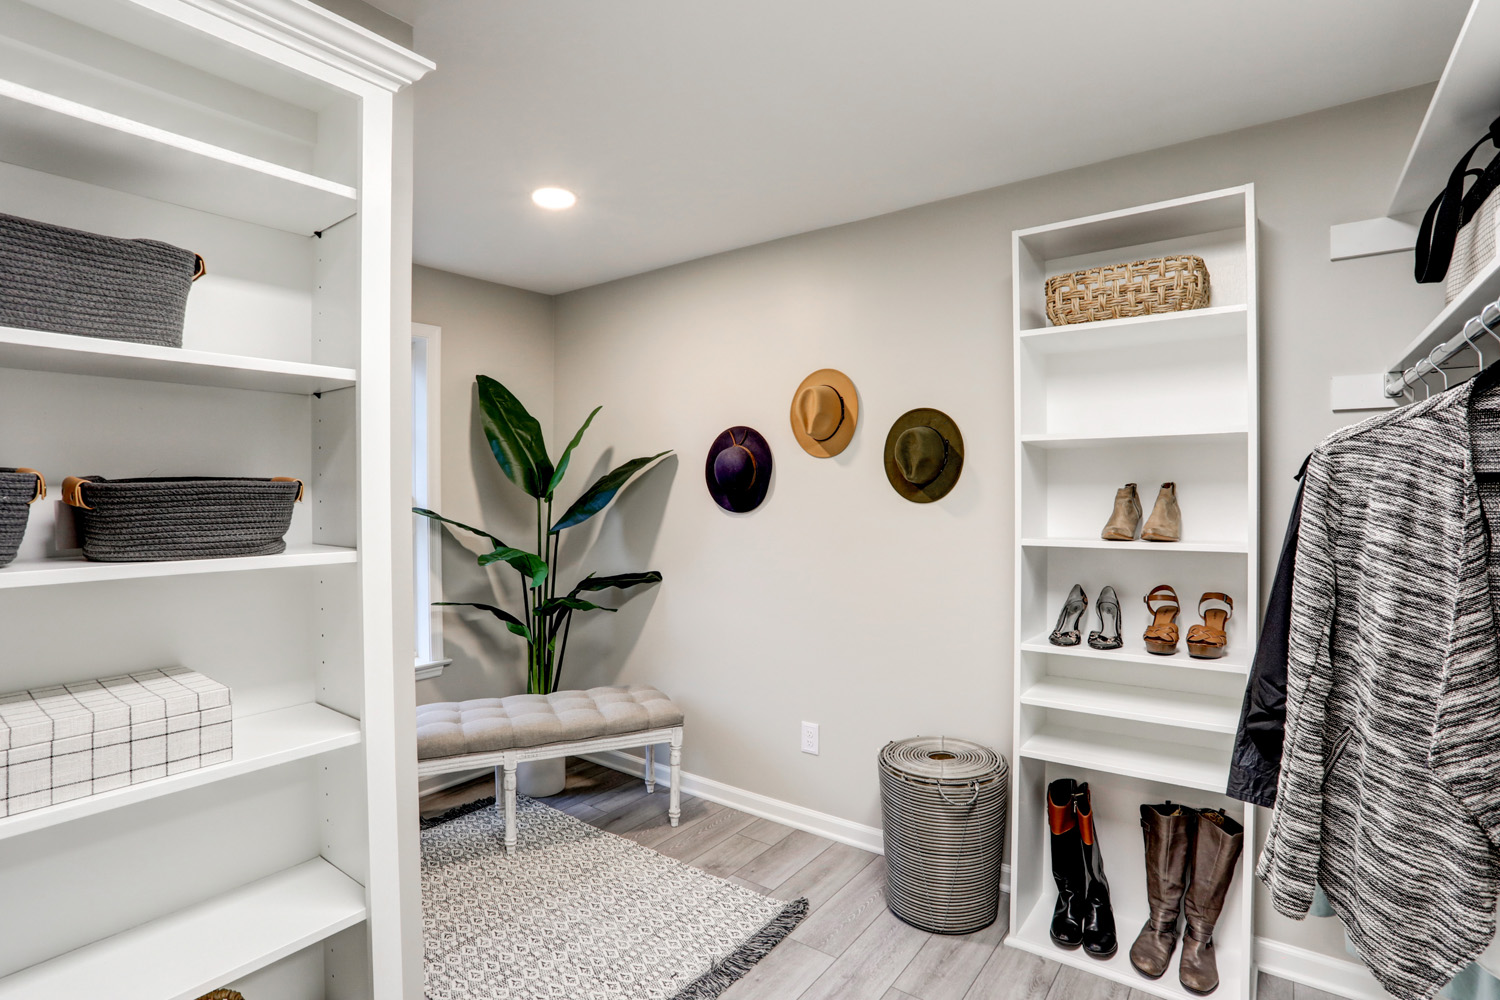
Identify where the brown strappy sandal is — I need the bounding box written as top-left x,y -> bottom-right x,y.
1187,593 -> 1233,659
1143,585 -> 1180,655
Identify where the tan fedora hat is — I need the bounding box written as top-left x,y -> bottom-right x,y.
790,369 -> 859,458
884,408 -> 964,503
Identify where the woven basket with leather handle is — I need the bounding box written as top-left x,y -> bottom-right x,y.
0,467 -> 44,568
196,991 -> 245,1000
1045,254 -> 1210,325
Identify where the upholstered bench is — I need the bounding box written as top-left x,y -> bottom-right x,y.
415,685 -> 684,853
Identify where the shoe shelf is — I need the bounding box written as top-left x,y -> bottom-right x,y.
0,857 -> 367,1000
0,703 -> 360,841
1008,186 -> 1258,1000
0,544 -> 357,590
0,326 -> 357,396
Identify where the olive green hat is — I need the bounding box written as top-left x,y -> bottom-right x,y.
884,407 -> 964,503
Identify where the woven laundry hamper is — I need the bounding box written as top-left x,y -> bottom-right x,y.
0,212 -> 204,347
0,467 -> 45,567
62,475 -> 302,562
879,736 -> 1008,934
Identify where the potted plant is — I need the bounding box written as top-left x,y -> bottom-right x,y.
417,375 -> 670,796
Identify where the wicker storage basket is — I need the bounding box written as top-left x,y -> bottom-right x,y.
0,468 -> 45,568
1045,254 -> 1210,325
62,475 -> 302,563
0,212 -> 204,347
196,991 -> 245,1000
879,736 -> 1008,934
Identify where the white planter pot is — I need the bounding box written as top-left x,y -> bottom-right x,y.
516,756 -> 567,797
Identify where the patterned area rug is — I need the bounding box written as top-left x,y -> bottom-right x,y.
421,795 -> 808,1000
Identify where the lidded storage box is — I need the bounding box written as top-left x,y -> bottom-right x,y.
0,667 -> 232,818
63,475 -> 303,562
0,467 -> 44,567
879,736 -> 1008,934
0,212 -> 204,347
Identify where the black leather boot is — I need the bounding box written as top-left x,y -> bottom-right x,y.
1074,783 -> 1118,958
1047,778 -> 1086,948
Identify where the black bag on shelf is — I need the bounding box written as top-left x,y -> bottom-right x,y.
1415,115 -> 1500,285
0,468 -> 44,568
0,213 -> 204,348
62,475 -> 303,563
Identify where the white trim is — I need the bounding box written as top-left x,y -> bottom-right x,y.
417,728 -> 683,777
1255,938 -> 1394,1000
414,658 -> 450,681
418,767 -> 488,797
412,323 -> 443,675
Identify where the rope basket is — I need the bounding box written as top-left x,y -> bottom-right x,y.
62,476 -> 303,563
196,991 -> 245,1000
0,468 -> 44,567
0,212 -> 204,347
879,736 -> 1008,934
1045,254 -> 1210,325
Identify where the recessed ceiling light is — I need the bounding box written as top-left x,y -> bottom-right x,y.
532,187 -> 577,210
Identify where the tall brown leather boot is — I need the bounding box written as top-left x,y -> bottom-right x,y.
1101,483 -> 1142,541
1179,809 -> 1244,995
1129,803 -> 1196,979
1142,482 -> 1181,542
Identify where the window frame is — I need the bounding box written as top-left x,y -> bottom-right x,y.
412,322 -> 450,680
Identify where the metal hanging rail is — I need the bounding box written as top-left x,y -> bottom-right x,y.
1387,297 -> 1500,399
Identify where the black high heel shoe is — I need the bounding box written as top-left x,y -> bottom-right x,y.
1050,584 -> 1087,646
1088,586 -> 1123,650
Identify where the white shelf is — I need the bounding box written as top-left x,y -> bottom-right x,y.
0,544 -> 357,590
1014,187 -> 1248,260
1386,250 -> 1500,376
1008,889 -> 1249,1000
1021,677 -> 1240,734
1020,429 -> 1248,449
1020,633 -> 1250,674
1018,304 -> 1247,353
1019,724 -> 1231,792
0,703 -> 360,840
0,857 -> 367,1000
1020,536 -> 1248,554
0,77 -> 357,235
0,326 -> 356,395
1390,0 -> 1500,215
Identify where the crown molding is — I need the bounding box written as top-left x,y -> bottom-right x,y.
178,0 -> 434,91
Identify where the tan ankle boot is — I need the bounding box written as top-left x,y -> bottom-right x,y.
1101,483 -> 1141,541
1142,482 -> 1181,542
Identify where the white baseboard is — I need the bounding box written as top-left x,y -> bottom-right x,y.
582,749 -> 1013,889
419,767 -> 489,797
1256,938 -> 1395,1000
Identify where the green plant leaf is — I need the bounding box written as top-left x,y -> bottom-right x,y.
548,406 -> 602,498
412,507 -> 507,548
551,452 -> 672,532
477,375 -> 553,498
570,571 -> 664,595
538,596 -> 616,615
435,601 -> 532,640
477,546 -> 549,588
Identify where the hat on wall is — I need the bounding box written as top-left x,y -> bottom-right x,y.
884,408 -> 964,503
790,369 -> 859,458
706,426 -> 773,512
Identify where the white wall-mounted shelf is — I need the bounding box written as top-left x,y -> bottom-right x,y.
1019,634 -> 1250,674
1021,677 -> 1240,734
1020,429 -> 1248,449
0,77 -> 357,235
1018,304 -> 1247,353
0,703 -> 360,840
0,326 -> 357,395
0,857 -> 367,1000
1019,537 -> 1248,554
0,544 -> 356,590
1019,725 -> 1233,793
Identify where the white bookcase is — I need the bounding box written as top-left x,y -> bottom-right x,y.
1005,187 -> 1260,1000
0,2 -> 430,998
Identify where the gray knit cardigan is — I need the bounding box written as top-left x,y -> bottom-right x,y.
1258,377 -> 1500,1000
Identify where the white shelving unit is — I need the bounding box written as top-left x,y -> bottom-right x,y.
0,3 -> 431,998
1006,187 -> 1260,1000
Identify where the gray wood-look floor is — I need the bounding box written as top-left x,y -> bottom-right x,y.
420,760 -> 1325,1000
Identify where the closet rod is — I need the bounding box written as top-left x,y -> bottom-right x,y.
1387,298 -> 1500,399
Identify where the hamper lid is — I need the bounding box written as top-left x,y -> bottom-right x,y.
880,735 -> 1004,783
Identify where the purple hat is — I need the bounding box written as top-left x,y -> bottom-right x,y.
705,426 -> 773,512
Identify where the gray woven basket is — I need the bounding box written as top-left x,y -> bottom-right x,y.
63,476 -> 302,563
0,213 -> 204,347
0,468 -> 44,568
879,736 -> 1008,934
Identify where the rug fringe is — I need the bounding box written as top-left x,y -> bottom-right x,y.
668,897 -> 811,1000
420,795 -> 497,829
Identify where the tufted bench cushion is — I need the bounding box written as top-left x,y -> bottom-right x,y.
415,684 -> 683,760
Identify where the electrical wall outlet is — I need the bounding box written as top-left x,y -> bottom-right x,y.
800,721 -> 820,755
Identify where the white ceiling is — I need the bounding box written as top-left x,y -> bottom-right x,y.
406,0 -> 1469,295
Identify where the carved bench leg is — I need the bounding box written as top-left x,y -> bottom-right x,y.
645,744 -> 656,794
503,761 -> 518,855
669,728 -> 682,827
